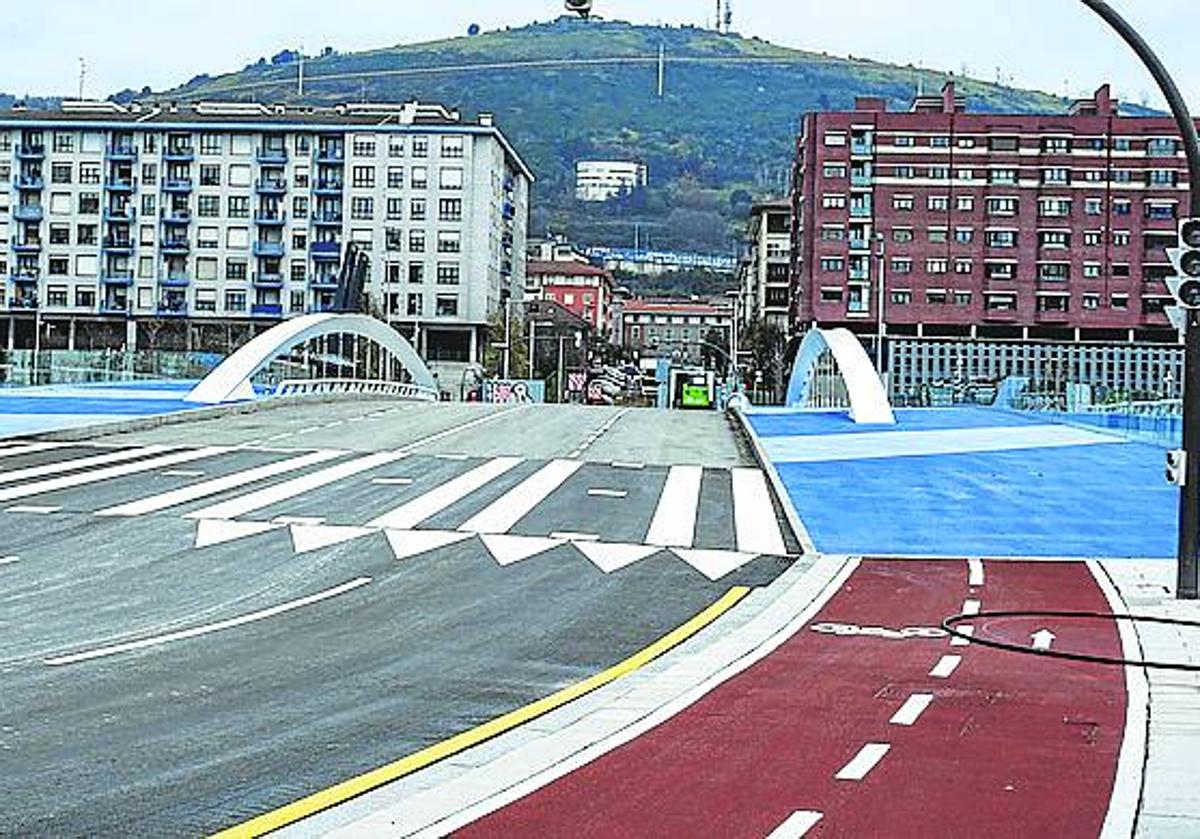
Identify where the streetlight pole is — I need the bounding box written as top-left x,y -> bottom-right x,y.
32,308 -> 42,386
527,319 -> 536,380
503,297 -> 512,380
1081,0 -> 1200,599
875,232 -> 887,386
557,334 -> 566,404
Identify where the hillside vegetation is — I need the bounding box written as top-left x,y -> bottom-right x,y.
150,17 -> 1077,254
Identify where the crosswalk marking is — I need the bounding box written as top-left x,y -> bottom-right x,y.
730,468 -> 788,556
195,519 -> 284,549
0,445 -> 172,485
644,465 -> 702,548
673,548 -> 759,581
0,447 -> 229,504
0,442 -> 73,461
457,459 -> 583,535
289,524 -> 375,554
385,529 -> 474,561
576,541 -> 660,574
480,533 -> 564,566
367,457 -> 522,530
186,450 -> 410,521
96,450 -> 346,517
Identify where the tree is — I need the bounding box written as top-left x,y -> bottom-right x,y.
742,319 -> 788,403
482,308 -> 528,380
700,326 -> 730,372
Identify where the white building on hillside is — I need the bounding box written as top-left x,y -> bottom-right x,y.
575,160 -> 648,202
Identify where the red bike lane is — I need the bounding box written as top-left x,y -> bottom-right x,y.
456,559 -> 1129,838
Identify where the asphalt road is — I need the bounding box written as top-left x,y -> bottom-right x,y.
0,401 -> 794,835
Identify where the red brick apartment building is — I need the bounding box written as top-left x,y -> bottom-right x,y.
792,82 -> 1195,344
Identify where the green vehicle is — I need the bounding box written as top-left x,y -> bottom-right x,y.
681,378 -> 714,409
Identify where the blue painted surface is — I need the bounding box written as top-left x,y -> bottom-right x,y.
746,407 -> 1043,439
750,407 -> 1175,559
0,381 -> 201,438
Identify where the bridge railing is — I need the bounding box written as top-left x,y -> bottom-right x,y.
270,378 -> 438,402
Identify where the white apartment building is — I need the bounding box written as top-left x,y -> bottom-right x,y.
0,99 -> 532,379
574,160 -> 648,202
739,199 -> 792,331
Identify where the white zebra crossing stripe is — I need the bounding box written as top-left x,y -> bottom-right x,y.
480,534 -> 564,566
289,524 -> 375,554
576,541 -> 661,574
95,450 -> 346,517
0,447 -> 229,503
644,465 -> 703,548
0,445 -> 171,485
367,457 -> 523,530
195,519 -> 285,548
457,459 -> 583,535
384,529 -> 475,561
0,443 -> 74,461
672,548 -> 759,581
730,468 -> 788,556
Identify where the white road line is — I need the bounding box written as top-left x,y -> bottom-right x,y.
97,450 -> 346,517
371,477 -> 414,486
890,693 -> 935,726
644,465 -> 702,548
0,555 -> 19,566
611,461 -> 645,470
835,742 -> 890,781
930,654 -> 962,679
44,577 -> 372,666
766,810 -> 823,838
0,446 -> 228,503
368,457 -> 522,530
161,469 -> 207,478
731,467 -> 788,556
6,505 -> 62,514
962,599 -> 981,616
272,516 -> 327,526
951,625 -> 975,647
187,450 -> 409,521
550,531 -> 599,542
587,488 -> 627,499
458,459 -> 584,534
0,443 -> 73,461
0,445 -> 171,485
968,557 -> 985,587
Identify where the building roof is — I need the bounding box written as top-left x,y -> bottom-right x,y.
621,299 -> 729,317
526,260 -> 610,278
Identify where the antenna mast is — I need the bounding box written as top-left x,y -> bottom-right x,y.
724,0 -> 733,33
77,58 -> 87,100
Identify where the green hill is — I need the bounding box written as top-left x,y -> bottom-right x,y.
153,17 -> 1076,254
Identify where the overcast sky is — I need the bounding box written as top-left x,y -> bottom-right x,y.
3,1 -> 1198,110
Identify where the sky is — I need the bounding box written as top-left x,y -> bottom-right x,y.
2,0 -> 1198,111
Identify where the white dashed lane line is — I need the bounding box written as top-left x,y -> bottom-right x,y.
587,488 -> 628,499
766,810 -> 823,838
889,693 -> 934,726
835,743 -> 890,781
962,598 -> 981,616
929,654 -> 962,679
951,625 -> 975,647
0,556 -> 19,566
968,557 -> 985,587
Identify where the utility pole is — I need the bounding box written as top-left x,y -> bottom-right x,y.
503,297 -> 512,379
1081,0 -> 1200,599
657,42 -> 666,98
77,58 -> 86,100
557,335 -> 566,403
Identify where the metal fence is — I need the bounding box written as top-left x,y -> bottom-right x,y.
0,349 -> 224,387
887,338 -> 1184,407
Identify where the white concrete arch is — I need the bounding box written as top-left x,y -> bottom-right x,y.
184,313 -> 437,405
784,328 -> 896,424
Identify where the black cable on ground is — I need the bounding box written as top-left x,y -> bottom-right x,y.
941,610 -> 1200,672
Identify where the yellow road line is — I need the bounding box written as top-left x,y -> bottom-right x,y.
212,585 -> 752,838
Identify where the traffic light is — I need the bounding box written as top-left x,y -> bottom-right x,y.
564,0 -> 593,18
1168,449 -> 1188,486
1167,217 -> 1200,308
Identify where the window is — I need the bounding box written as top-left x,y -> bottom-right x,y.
48,258 -> 68,277
819,287 -> 843,303
956,137 -> 976,149
387,167 -> 405,189
1083,263 -> 1102,278
927,196 -> 949,212
987,197 -> 1018,216
926,258 -> 948,274
1112,169 -> 1133,184
350,196 -> 374,220
199,164 -> 220,186
823,131 -> 847,147
228,196 -> 249,218
986,262 -> 1016,280
1082,294 -> 1100,310
1147,138 -> 1178,156
197,226 -> 219,249
51,163 -> 72,184
1147,169 -> 1178,186
439,168 -> 463,190
955,259 -> 973,274
954,291 -> 972,306
442,136 -> 465,158
1113,263 -> 1130,277
1113,199 -> 1132,216
435,294 -> 458,316
1036,295 -> 1069,313
823,163 -> 847,178
385,228 -> 403,251
48,224 -> 69,245
47,285 -> 68,306
1039,231 -> 1070,248
821,225 -> 846,241
1085,198 -> 1104,216
1038,263 -> 1070,281
894,165 -> 916,179
1083,231 -> 1102,246
986,230 -> 1017,248
52,132 -> 74,153
409,231 -> 426,252
1112,294 -> 1129,309
352,166 -> 376,189
195,133 -> 220,155
436,263 -> 460,284
407,293 -> 424,315
139,224 -> 155,246
410,198 -> 426,220
954,227 -> 974,244
892,228 -> 913,244
892,195 -> 914,211
821,194 -> 846,209
388,137 -> 406,158
439,198 -> 463,222
930,136 -> 950,148
197,195 -> 220,217
141,194 -> 156,217
890,290 -> 912,305
990,168 -> 1017,185
289,290 -> 305,313
1042,167 -> 1070,184
225,290 -> 247,312
819,257 -> 845,272
989,136 -> 1019,152
295,135 -> 311,155
956,196 -> 975,213
226,259 -> 248,281
1113,231 -> 1131,247
412,137 -> 429,158
985,293 -> 1018,311
78,163 -> 100,185
894,135 -> 914,147
1042,137 -> 1071,154
1038,198 -> 1071,218
891,258 -> 912,274
928,227 -> 948,244
290,261 -> 307,283
352,135 -> 377,157
957,169 -> 975,181
1082,169 -> 1104,182
194,257 -> 218,281
228,164 -> 251,187
292,232 -> 307,250
927,166 -> 949,180
436,231 -> 461,254
411,166 -> 429,189
926,290 -> 948,304
76,287 -> 96,308
226,227 -> 249,249
77,224 -> 97,246
409,263 -> 425,284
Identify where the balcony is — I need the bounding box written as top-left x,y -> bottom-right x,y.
310,241 -> 341,261
313,179 -> 344,195
9,272 -> 40,284
849,205 -> 873,218
13,204 -> 43,222
310,276 -> 339,290
100,300 -> 131,315
162,178 -> 193,193
256,178 -> 288,195
849,266 -> 870,281
252,240 -> 286,258
254,211 -> 287,226
157,300 -> 189,317
161,239 -> 191,255
251,303 -> 284,318
15,176 -> 44,191
848,238 -> 869,252
105,178 -> 137,192
316,147 -> 345,164
850,173 -> 873,188
850,140 -> 874,157
163,145 -> 195,162
8,296 -> 38,310
257,147 -> 288,165
12,241 -> 42,254
253,273 -> 284,288
17,144 -> 45,160
159,275 -> 190,288
101,270 -> 135,286
162,210 -> 192,226
102,239 -> 135,255
103,207 -> 136,223
312,211 -> 344,226
106,145 -> 138,162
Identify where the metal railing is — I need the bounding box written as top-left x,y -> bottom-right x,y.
270,378 -> 438,401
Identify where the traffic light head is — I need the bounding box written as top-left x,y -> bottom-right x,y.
1182,218 -> 1200,249
1167,218 -> 1200,310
